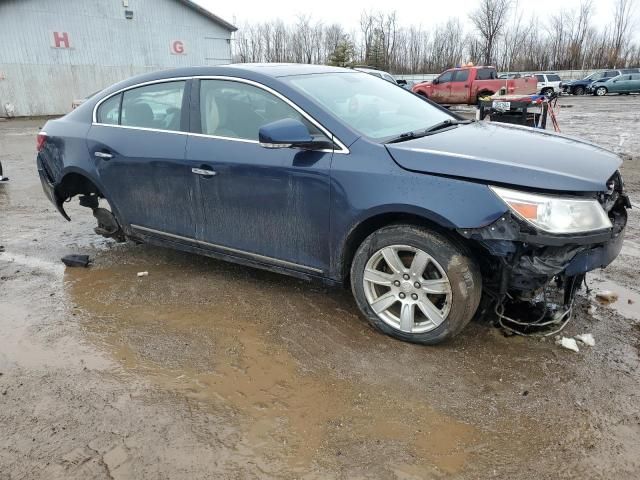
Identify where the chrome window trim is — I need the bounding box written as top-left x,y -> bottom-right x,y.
92,75 -> 350,154
131,224 -> 324,274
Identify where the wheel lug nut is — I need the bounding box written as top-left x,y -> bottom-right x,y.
403,274 -> 410,280
411,293 -> 418,300
394,280 -> 401,287
399,292 -> 406,299
414,282 -> 421,288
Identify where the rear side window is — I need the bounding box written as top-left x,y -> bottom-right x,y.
97,94 -> 121,125
631,74 -> 640,80
453,70 -> 469,82
199,79 -> 322,141
547,74 -> 561,81
477,68 -> 496,80
121,81 -> 186,131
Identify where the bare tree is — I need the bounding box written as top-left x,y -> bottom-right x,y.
609,0 -> 636,67
232,3 -> 640,74
469,0 -> 511,65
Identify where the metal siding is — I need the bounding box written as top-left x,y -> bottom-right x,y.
0,0 -> 232,116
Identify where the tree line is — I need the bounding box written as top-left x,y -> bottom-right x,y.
233,0 -> 640,74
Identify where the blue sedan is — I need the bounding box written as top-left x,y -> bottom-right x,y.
37,64 -> 629,344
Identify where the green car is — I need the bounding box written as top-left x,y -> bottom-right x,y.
590,73 -> 640,96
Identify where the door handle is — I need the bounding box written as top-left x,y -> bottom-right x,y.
94,151 -> 113,159
191,168 -> 217,176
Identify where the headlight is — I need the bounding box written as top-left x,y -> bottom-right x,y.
490,186 -> 612,234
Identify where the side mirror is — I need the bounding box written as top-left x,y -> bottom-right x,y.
433,78 -> 439,84
396,79 -> 407,86
259,118 -> 332,150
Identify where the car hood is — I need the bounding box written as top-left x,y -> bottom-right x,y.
385,122 -> 621,192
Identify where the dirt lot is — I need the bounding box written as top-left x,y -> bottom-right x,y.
1,95 -> 640,479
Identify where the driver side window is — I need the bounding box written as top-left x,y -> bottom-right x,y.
437,71 -> 453,84
199,80 -> 321,141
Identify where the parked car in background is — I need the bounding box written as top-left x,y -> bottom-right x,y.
562,69 -> 640,95
412,66 -> 535,105
498,73 -> 522,79
531,73 -> 563,96
37,64 -> 629,345
588,73 -> 640,96
353,66 -> 414,90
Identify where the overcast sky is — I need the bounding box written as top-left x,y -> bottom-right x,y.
197,0 -> 637,35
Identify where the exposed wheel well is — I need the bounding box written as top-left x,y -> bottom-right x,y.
340,212 -> 464,285
56,172 -> 102,200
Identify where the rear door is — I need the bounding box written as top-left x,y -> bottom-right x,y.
185,78 -> 335,273
630,74 -> 640,92
87,80 -> 203,238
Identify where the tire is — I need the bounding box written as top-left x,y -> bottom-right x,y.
541,88 -> 554,97
595,87 -> 607,96
573,86 -> 585,95
350,225 -> 482,345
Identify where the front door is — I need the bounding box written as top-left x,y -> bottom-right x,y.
449,70 -> 470,103
87,80 -> 202,238
185,79 -> 333,273
431,71 -> 453,103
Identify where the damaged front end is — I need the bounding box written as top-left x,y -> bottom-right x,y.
460,171 -> 630,335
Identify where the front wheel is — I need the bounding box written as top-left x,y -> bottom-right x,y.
541,88 -> 554,97
350,225 -> 482,345
595,87 -> 607,96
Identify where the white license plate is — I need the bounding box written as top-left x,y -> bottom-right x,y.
492,101 -> 511,110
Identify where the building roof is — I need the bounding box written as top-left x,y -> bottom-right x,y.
0,0 -> 237,32
177,0 -> 237,32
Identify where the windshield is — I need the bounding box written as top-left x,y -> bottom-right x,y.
584,72 -> 602,80
283,72 -> 453,141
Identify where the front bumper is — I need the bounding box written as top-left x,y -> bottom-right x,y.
458,202 -> 628,293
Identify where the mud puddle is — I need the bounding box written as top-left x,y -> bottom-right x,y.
64,261 -> 480,475
588,272 -> 640,321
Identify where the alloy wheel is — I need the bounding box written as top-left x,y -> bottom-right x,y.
362,245 -> 452,334
596,87 -> 607,96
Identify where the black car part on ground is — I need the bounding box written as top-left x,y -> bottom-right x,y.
459,171 -> 630,335
0,160 -> 7,182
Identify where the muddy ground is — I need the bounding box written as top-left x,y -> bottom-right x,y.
1,95 -> 639,479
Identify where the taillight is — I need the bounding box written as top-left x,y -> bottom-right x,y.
36,132 -> 47,152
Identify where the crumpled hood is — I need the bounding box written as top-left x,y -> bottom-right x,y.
385,122 -> 621,192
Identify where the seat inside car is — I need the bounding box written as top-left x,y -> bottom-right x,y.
124,103 -> 155,128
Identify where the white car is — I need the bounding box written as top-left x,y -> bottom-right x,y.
532,73 -> 563,96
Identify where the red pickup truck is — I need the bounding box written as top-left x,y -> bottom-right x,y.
411,66 -> 536,105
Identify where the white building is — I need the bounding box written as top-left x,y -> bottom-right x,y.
0,0 -> 236,116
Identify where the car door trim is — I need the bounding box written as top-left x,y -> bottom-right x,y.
130,224 -> 324,274
92,76 -> 349,154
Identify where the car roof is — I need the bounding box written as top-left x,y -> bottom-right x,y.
91,63 -> 357,100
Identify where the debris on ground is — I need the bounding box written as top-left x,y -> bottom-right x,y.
137,271 -> 149,277
0,245 -> 5,252
575,333 -> 595,347
588,305 -> 598,316
596,291 -> 619,305
61,254 -> 91,268
557,337 -> 580,353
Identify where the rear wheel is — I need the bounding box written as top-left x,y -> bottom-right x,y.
595,86 -> 607,96
541,88 -> 554,97
573,86 -> 585,95
350,225 -> 482,345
